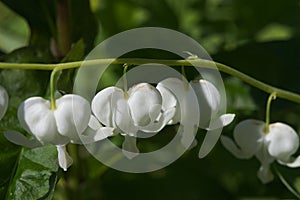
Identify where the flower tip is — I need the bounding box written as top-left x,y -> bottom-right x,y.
56,145 -> 73,171
122,136 -> 140,159
122,150 -> 139,160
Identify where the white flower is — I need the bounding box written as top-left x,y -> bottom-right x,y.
18,94 -> 91,144
221,119 -> 300,183
191,80 -> 235,158
156,79 -> 181,125
157,78 -> 234,157
5,94 -> 113,171
190,80 -> 235,130
0,85 -> 9,120
91,83 -> 175,159
156,78 -> 200,148
157,78 -> 235,129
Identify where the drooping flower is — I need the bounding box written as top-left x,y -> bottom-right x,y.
91,83 -> 176,158
190,80 -> 235,130
156,78 -> 200,148
156,78 -> 181,125
5,94 -> 113,171
221,119 -> 300,183
157,78 -> 234,157
0,85 -> 9,120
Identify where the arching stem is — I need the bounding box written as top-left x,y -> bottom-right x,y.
1,58 -> 300,104
264,92 -> 277,133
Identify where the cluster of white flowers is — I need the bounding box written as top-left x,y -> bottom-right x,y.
1,77 -> 234,171
1,79 -> 299,183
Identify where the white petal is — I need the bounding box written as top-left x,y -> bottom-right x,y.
122,135 -> 139,159
257,164 -> 274,184
56,145 -> 73,171
207,114 -> 235,130
140,106 -> 176,133
54,94 -> 91,142
156,82 -> 177,109
128,83 -> 162,127
114,98 -> 137,135
156,78 -> 187,123
18,97 -> 69,145
94,127 -> 115,140
255,142 -> 274,166
191,79 -> 220,111
0,85 -> 8,120
156,78 -> 200,150
157,78 -> 187,100
284,155 -> 300,168
158,78 -> 200,147
190,80 -> 220,128
181,90 -> 200,149
233,119 -> 264,157
88,115 -> 102,131
91,87 -> 123,127
266,122 -> 299,162
156,82 -> 180,124
220,136 -> 253,159
4,130 -> 42,148
158,78 -> 199,124
80,127 -> 114,144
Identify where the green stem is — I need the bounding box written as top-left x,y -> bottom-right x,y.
264,92 -> 277,133
1,58 -> 300,104
49,64 -> 75,109
123,64 -> 129,99
50,68 -> 58,109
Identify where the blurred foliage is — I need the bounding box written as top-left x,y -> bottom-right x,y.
0,3 -> 29,53
0,0 -> 300,199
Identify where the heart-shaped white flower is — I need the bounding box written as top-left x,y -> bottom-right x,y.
5,94 -> 113,171
221,119 -> 300,183
0,85 -> 9,120
92,83 -> 176,158
190,80 -> 235,130
18,94 -> 91,145
156,78 -> 199,148
157,78 -> 235,129
157,78 -> 234,157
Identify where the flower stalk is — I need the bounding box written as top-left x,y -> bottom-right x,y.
0,58 -> 300,104
123,64 -> 129,99
265,92 -> 277,133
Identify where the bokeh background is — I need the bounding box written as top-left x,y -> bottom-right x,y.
1,0 -> 300,199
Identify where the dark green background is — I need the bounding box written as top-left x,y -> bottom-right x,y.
0,0 -> 300,199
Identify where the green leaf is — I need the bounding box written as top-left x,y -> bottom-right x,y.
61,39 -> 85,62
1,0 -> 56,47
6,146 -> 58,200
0,132 -> 21,200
